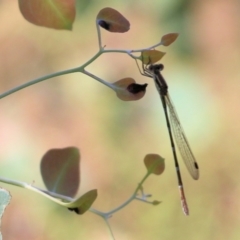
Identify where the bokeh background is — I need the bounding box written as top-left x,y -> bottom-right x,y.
0,0 -> 240,239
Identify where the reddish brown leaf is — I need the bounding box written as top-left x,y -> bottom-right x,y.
161,33 -> 179,46
40,147 -> 80,197
97,7 -> 130,33
113,78 -> 147,101
144,154 -> 165,175
141,50 -> 166,64
18,0 -> 76,30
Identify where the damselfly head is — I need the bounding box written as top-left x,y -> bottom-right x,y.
148,64 -> 164,72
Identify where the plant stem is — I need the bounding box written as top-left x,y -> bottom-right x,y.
0,67 -> 80,99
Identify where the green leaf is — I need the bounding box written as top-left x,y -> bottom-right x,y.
40,147 -> 80,197
152,200 -> 161,205
141,50 -> 166,64
26,185 -> 97,215
97,7 -> 130,33
66,189 -> 97,215
144,154 -> 165,175
18,0 -> 76,30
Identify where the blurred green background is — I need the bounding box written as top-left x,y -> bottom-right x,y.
1,0 -> 240,239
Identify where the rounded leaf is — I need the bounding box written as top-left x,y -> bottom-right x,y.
67,189 -> 97,215
141,50 -> 166,64
40,147 -> 80,197
97,7 -> 130,33
144,154 -> 165,175
152,200 -> 161,205
113,78 -> 147,101
161,33 -> 179,46
18,0 -> 76,30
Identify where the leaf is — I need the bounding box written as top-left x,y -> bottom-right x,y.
144,154 -> 165,175
113,78 -> 147,101
0,188 -> 11,239
18,0 -> 76,30
141,50 -> 166,64
161,33 -> 179,46
152,200 -> 161,205
67,189 -> 97,215
97,7 -> 130,33
40,147 -> 80,197
26,184 -> 97,215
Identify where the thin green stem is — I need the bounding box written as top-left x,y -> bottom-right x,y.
0,39 -> 162,100
103,40 -> 162,55
96,21 -> 103,49
103,217 -> 115,240
0,67 -> 80,99
80,50 -> 103,69
0,176 -> 73,203
0,50 -> 103,100
0,169 -> 152,216
106,194 -> 135,216
83,69 -> 115,90
129,40 -> 162,52
102,171 -> 151,216
133,171 -> 151,195
0,176 -> 28,188
0,169 -> 156,240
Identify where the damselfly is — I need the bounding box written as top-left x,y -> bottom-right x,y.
138,62 -> 199,215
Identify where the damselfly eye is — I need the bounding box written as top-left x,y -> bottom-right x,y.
157,64 -> 164,71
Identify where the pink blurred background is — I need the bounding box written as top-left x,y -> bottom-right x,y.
0,0 -> 240,239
